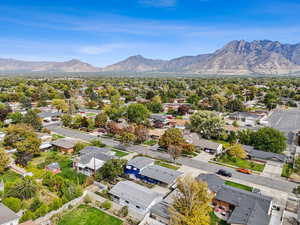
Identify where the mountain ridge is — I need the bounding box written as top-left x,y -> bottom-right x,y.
1,40 -> 300,75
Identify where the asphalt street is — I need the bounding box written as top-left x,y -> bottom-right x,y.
47,124 -> 298,193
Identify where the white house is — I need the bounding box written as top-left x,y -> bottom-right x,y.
0,203 -> 19,225
110,181 -> 163,215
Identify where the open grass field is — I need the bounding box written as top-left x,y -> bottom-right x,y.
58,205 -> 123,225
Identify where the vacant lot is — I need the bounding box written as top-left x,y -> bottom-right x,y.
58,205 -> 123,225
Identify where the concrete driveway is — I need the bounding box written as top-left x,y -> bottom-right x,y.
193,152 -> 215,162
262,161 -> 283,178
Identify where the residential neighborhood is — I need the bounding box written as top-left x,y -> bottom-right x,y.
1,77 -> 300,225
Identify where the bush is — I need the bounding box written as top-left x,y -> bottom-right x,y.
29,197 -> 42,211
3,197 -> 21,212
119,206 -> 128,217
101,200 -> 112,210
19,210 -> 35,223
34,204 -> 49,217
49,198 -> 63,211
84,195 -> 92,204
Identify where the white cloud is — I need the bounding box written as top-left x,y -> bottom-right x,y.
138,0 -> 176,8
79,44 -> 129,55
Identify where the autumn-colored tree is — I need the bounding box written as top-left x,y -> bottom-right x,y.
168,145 -> 182,162
134,125 -> 149,143
177,105 -> 190,116
227,144 -> 247,159
95,113 -> 108,128
169,176 -> 212,225
0,148 -> 10,173
181,143 -> 196,155
52,99 -> 69,112
159,128 -> 185,149
107,121 -> 122,135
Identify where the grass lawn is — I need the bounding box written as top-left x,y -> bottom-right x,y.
86,113 -> 96,117
225,181 -> 253,192
58,205 -> 123,225
52,134 -> 65,140
111,149 -> 129,157
210,140 -> 231,149
217,155 -> 265,172
210,212 -> 229,225
282,163 -> 293,177
0,170 -> 21,183
155,161 -> 179,170
143,139 -> 158,146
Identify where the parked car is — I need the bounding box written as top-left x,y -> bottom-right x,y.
216,169 -> 232,177
236,168 -> 252,174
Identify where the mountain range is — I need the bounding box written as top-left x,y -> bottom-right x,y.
1,40 -> 300,75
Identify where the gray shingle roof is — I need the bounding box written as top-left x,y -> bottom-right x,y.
244,146 -> 286,162
51,138 -> 76,149
80,146 -> 111,155
215,185 -> 272,225
150,201 -> 170,220
196,173 -> 225,192
0,203 -> 19,224
140,165 -> 183,185
127,156 -> 155,169
109,181 -> 162,209
79,152 -> 116,164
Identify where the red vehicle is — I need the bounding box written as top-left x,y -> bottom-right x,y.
236,168 -> 252,174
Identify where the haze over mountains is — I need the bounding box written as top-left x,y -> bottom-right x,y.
2,40 -> 300,75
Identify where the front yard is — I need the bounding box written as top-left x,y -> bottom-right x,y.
281,163 -> 293,177
216,154 -> 265,172
58,205 -> 123,225
154,161 -> 179,170
111,148 -> 130,157
224,181 -> 253,192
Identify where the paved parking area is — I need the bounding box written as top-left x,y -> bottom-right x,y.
262,161 -> 283,178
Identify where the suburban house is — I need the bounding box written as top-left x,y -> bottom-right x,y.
125,156 -> 155,178
197,173 -> 273,225
196,173 -> 225,193
51,138 -> 77,154
148,129 -> 166,139
138,165 -> 183,187
45,162 -> 61,174
168,119 -> 188,129
213,185 -> 272,225
73,146 -> 117,176
228,112 -> 267,127
184,133 -> 223,155
125,157 -> 183,187
0,203 -> 19,225
109,181 -> 163,215
243,145 -> 286,163
150,114 -> 168,128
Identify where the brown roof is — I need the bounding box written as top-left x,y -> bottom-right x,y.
168,119 -> 188,126
148,129 -> 166,137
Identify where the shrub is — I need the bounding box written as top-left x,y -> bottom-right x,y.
49,198 -> 63,211
101,200 -> 112,210
3,197 -> 21,212
19,210 -> 35,223
84,195 -> 92,204
119,206 -> 128,217
35,204 -> 49,217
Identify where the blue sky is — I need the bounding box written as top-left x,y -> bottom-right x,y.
0,0 -> 300,66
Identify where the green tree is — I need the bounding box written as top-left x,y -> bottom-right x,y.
189,111 -> 225,139
22,109 -> 42,130
52,99 -> 69,112
8,112 -> 23,124
0,103 -> 11,121
159,128 -> 185,149
61,114 -> 73,127
120,132 -> 137,145
169,176 -> 212,225
3,197 -> 21,212
251,127 -> 287,153
126,103 -> 150,124
6,176 -> 37,200
0,148 -> 10,173
96,159 -> 127,182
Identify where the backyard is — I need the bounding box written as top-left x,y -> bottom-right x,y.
217,154 -> 265,172
58,205 -> 123,225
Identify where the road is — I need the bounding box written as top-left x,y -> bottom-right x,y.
46,124 -> 298,193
